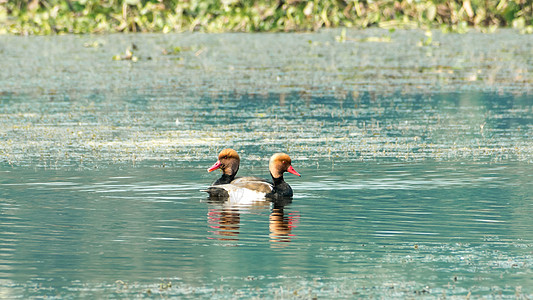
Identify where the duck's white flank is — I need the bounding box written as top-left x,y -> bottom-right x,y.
215,177 -> 273,203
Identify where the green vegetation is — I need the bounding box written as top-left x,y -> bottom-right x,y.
1,0 -> 532,34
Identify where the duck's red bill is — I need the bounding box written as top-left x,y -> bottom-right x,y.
287,165 -> 301,177
207,161 -> 221,172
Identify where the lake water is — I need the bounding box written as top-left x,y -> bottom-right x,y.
1,29 -> 532,298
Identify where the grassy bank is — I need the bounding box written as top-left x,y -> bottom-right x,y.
1,0 -> 532,34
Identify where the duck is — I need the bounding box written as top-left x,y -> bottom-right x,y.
206,152 -> 301,200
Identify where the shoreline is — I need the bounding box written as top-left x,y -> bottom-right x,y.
2,1 -> 532,35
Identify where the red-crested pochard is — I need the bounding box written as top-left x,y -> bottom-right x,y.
207,152 -> 301,200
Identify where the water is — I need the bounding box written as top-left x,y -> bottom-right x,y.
1,30 -> 532,298
1,162 -> 532,298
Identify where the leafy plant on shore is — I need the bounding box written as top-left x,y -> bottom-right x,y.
0,0 -> 532,35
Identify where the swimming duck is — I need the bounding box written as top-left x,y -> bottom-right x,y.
207,152 -> 301,200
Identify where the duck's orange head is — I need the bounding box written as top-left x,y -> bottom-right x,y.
269,153 -> 301,179
207,148 -> 240,176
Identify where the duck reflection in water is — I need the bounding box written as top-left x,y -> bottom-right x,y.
206,199 -> 270,242
206,197 -> 299,243
269,198 -> 299,244
206,206 -> 241,241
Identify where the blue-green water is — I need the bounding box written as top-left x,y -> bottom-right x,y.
1,162 -> 532,298
1,30 -> 532,298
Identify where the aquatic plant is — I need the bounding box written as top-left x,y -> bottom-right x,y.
1,0 -> 532,35
112,43 -> 139,61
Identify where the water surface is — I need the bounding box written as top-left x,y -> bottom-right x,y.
1,162 -> 532,298
0,30 -> 532,298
